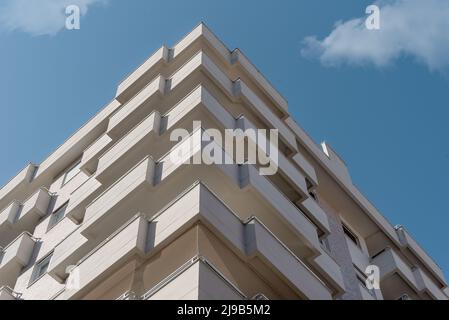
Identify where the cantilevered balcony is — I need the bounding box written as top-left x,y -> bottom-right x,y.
371,247 -> 419,299
444,287 -> 449,298
142,256 -> 246,300
54,214 -> 148,300
50,130 -> 333,291
169,50 -> 298,152
311,247 -> 345,297
112,49 -> 298,154
79,134 -> 113,175
0,188 -> 52,247
65,176 -> 103,223
96,112 -> 161,184
92,86 -> 322,248
291,152 -> 318,186
413,267 -> 448,300
299,198 -> 331,236
48,230 -> 89,282
0,232 -> 37,287
237,116 -> 308,197
54,183 -> 332,300
48,157 -> 155,281
82,156 -> 155,238
116,46 -> 168,104
0,163 -> 37,212
115,24 -> 288,117
0,202 -> 21,243
395,226 -> 446,286
108,76 -> 165,139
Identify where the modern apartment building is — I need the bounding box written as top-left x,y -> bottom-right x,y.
0,23 -> 448,301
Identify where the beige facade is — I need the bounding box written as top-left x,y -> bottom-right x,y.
0,23 -> 447,300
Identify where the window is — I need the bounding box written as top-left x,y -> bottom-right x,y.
342,223 -> 359,247
48,202 -> 68,230
62,159 -> 82,186
30,254 -> 52,284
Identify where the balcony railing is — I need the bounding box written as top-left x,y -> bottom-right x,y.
81,156 -> 155,238
79,134 -> 113,175
96,111 -> 161,184
142,256 -> 246,300
108,76 -> 165,139
65,176 -> 103,223
371,247 -> 419,292
413,267 -> 448,300
0,163 -> 37,209
396,226 -> 446,285
0,232 -> 38,285
54,182 -> 331,300
0,188 -> 52,247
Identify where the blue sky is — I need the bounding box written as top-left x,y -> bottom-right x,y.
1,1 -> 448,278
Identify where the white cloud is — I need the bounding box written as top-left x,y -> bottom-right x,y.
0,0 -> 107,36
301,0 -> 449,71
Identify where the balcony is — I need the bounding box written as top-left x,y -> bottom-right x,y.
0,163 -> 37,210
79,134 -> 113,175
371,247 -> 419,298
0,232 -> 37,286
413,267 -> 448,300
96,111 -> 161,184
237,116 -> 308,196
0,286 -> 22,300
311,247 -> 345,297
81,156 -> 155,238
50,130 -> 324,289
54,214 -> 148,300
299,198 -> 331,235
116,46 -> 169,104
154,127 -> 321,254
65,176 -> 103,223
291,152 -> 318,186
47,157 -> 155,280
115,24 -> 288,116
142,257 -> 246,300
170,50 -> 298,152
163,127 -> 322,254
54,182 -> 332,300
119,49 -> 298,156
235,80 -> 297,152
396,226 -> 446,285
0,188 -> 52,247
0,202 -> 21,244
48,230 -> 89,282
241,164 -> 321,253
108,76 -> 165,139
